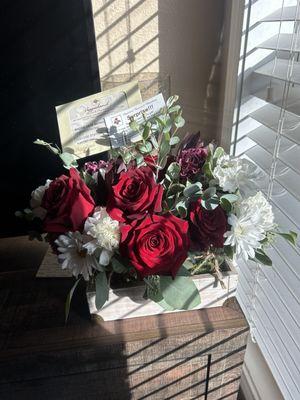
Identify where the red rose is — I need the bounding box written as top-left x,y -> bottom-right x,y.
189,199 -> 227,250
41,168 -> 95,233
107,166 -> 163,222
120,214 -> 190,278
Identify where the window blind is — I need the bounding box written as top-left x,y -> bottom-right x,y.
233,1 -> 300,399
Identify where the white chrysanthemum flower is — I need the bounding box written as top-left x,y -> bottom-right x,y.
224,191 -> 275,261
55,232 -> 100,281
84,207 -> 120,266
30,179 -> 52,219
213,155 -> 262,197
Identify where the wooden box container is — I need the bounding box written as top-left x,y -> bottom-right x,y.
38,247 -> 238,321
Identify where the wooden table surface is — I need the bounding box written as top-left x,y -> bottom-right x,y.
0,236 -> 248,400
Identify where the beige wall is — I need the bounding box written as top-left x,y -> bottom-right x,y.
92,0 -> 225,141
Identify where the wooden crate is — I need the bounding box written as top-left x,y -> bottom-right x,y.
38,247 -> 238,321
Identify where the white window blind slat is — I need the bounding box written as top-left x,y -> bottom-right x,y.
254,59 -> 300,84
249,101 -> 300,145
261,6 -> 300,22
234,3 -> 300,397
257,33 -> 300,51
237,289 -> 299,400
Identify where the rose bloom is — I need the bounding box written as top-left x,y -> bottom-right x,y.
42,168 -> 95,233
107,166 -> 163,222
120,214 -> 190,278
189,199 -> 227,250
177,147 -> 208,180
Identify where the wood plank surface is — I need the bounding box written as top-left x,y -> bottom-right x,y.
0,236 -> 248,399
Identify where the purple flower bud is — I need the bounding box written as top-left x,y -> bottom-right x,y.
177,147 -> 208,180
84,160 -> 108,175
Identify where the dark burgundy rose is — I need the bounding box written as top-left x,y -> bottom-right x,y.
189,199 -> 227,251
177,147 -> 208,180
120,214 -> 190,278
41,168 -> 95,233
107,166 -> 163,222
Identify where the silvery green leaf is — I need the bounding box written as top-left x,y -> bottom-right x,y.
111,257 -> 128,273
150,135 -> 159,149
220,197 -> 231,212
201,195 -> 220,210
174,116 -> 185,128
158,133 -> 171,164
160,275 -> 200,310
224,245 -> 234,260
176,200 -> 187,218
144,276 -> 163,302
220,194 -> 239,204
34,139 -> 60,155
136,153 -> 144,166
157,299 -> 175,311
183,182 -> 202,198
202,187 -> 217,200
59,152 -> 78,169
163,117 -> 172,133
277,231 -> 298,246
253,249 -> 272,266
167,95 -> 179,108
168,105 -> 181,114
137,142 -> 152,154
166,162 -> 181,181
65,278 -> 81,324
95,272 -> 109,310
129,119 -> 140,132
142,124 -> 151,140
168,183 -> 185,196
170,136 -> 180,146
213,147 -> 225,165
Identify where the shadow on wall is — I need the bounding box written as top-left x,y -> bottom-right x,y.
158,0 -> 225,142
93,0 -> 225,141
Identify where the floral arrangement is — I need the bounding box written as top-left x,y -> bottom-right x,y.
17,95 -> 297,320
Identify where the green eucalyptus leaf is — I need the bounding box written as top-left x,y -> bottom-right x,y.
129,119 -> 140,132
150,135 -> 159,149
201,195 -> 220,210
137,141 -> 152,154
59,152 -> 78,169
277,231 -> 298,246
157,299 -> 175,311
136,153 -> 144,166
166,162 -> 181,181
111,257 -> 128,273
174,116 -> 185,128
34,139 -> 60,155
160,275 -> 201,310
168,183 -> 185,196
253,249 -> 272,266
142,124 -> 151,140
202,187 -> 216,200
170,136 -> 180,146
176,200 -> 187,218
158,133 -> 171,164
167,95 -> 179,108
224,245 -> 234,260
144,276 -> 163,302
183,182 -> 202,198
65,278 -> 81,324
220,194 -> 239,204
213,147 -> 225,165
168,105 -> 181,114
220,197 -> 232,212
95,272 -> 109,310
